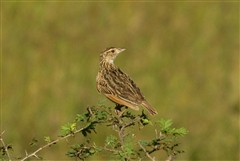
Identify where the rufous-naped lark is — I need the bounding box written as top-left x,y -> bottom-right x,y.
96,47 -> 158,116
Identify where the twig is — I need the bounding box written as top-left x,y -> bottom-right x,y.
119,116 -> 141,142
138,141 -> 155,161
166,155 -> 175,161
20,124 -> 91,161
0,130 -> 12,161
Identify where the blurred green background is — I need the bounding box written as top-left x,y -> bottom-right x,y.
1,1 -> 239,160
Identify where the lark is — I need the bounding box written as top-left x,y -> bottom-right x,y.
96,47 -> 158,116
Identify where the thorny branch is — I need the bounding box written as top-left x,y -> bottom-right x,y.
114,114 -> 142,143
20,123 -> 92,161
2,106 -> 186,161
0,131 -> 12,161
138,141 -> 155,161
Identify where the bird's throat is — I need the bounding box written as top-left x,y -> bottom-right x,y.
99,60 -> 116,71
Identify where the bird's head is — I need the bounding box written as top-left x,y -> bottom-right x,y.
100,47 -> 125,64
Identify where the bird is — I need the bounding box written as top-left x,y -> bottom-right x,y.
96,47 -> 158,116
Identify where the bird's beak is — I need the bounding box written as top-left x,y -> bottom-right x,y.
119,48 -> 125,53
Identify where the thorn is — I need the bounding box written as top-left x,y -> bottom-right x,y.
25,150 -> 28,156
1,130 -> 6,135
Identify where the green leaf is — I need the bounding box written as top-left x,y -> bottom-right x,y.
162,119 -> 172,129
105,135 -> 117,148
89,149 -> 95,154
70,123 -> 76,131
66,150 -> 75,157
82,130 -> 87,137
98,99 -> 106,106
29,137 -> 38,146
61,123 -> 76,136
97,111 -> 107,120
125,146 -> 133,156
172,127 -> 188,136
141,118 -> 150,125
75,114 -> 85,122
44,136 -> 51,143
139,140 -> 149,146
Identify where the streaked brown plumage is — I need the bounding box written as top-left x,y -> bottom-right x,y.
96,47 -> 158,116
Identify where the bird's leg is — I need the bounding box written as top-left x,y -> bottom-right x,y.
114,104 -> 127,117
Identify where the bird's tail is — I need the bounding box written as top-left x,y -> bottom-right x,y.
142,101 -> 158,116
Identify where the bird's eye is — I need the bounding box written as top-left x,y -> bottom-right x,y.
111,49 -> 115,53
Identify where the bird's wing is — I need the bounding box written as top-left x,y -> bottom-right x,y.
97,66 -> 145,111
114,68 -> 146,103
105,94 -> 139,111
